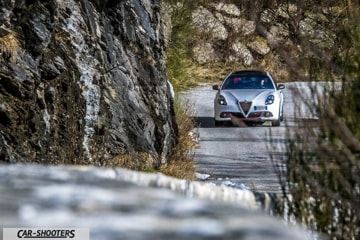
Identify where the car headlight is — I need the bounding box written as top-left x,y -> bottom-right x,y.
265,95 -> 274,105
218,95 -> 227,105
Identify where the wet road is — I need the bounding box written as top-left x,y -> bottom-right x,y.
181,82 -> 314,193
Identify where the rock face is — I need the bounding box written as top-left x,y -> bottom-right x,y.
0,164 -> 311,240
192,2 -> 336,72
0,0 -> 177,166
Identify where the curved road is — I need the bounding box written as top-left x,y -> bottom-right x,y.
181,82 -> 316,193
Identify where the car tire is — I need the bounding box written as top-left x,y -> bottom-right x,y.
272,119 -> 280,126
214,120 -> 223,127
280,106 -> 284,122
272,109 -> 281,127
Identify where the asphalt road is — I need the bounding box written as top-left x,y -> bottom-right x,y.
181,82 -> 316,193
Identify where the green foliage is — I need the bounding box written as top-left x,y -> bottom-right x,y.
164,0 -> 199,91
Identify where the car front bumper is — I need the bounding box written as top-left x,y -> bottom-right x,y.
214,103 -> 280,122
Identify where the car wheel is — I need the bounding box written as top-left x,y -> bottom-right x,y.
214,120 -> 223,127
272,119 -> 280,126
280,106 -> 284,121
272,110 -> 281,127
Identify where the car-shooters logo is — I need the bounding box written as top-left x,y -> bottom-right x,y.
3,228 -> 89,240
18,229 -> 75,238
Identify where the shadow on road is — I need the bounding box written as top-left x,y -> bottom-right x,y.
193,116 -> 265,128
192,116 -> 216,128
193,116 -> 319,128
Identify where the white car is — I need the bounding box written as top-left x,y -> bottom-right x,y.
213,70 -> 285,126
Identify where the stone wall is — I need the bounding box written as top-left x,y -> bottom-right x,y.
0,164 -> 313,240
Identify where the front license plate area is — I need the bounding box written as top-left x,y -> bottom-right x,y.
254,106 -> 267,111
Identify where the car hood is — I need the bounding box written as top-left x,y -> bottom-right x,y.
220,89 -> 275,102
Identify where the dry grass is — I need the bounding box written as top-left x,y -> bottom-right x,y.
185,61 -> 251,86
160,98 -> 198,180
0,30 -> 21,62
189,63 -> 232,84
258,54 -> 291,82
107,152 -> 156,172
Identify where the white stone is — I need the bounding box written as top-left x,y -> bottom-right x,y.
215,14 -> 255,35
214,3 -> 241,17
192,7 -> 228,40
193,42 -> 217,64
247,38 -> 271,55
230,42 -> 254,66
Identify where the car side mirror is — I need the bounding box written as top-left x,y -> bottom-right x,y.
212,85 -> 220,90
277,84 -> 285,90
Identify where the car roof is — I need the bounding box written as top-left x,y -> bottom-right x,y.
230,70 -> 269,76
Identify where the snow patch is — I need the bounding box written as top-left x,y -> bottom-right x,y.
220,180 -> 249,190
195,172 -> 211,180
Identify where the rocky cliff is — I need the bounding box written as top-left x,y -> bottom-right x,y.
0,0 -> 177,166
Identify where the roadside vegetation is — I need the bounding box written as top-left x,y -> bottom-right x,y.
258,1 -> 360,239
160,98 -> 197,180
199,0 -> 360,238
163,0 -> 200,90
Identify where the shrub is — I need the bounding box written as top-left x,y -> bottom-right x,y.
269,2 -> 360,239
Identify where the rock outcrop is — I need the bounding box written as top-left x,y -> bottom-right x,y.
0,0 -> 177,166
192,2 -> 336,75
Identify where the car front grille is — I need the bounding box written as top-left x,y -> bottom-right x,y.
248,112 -> 262,118
220,112 -> 245,118
231,112 -> 245,118
239,101 -> 252,114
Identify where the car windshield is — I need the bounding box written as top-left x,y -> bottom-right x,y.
221,75 -> 275,90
